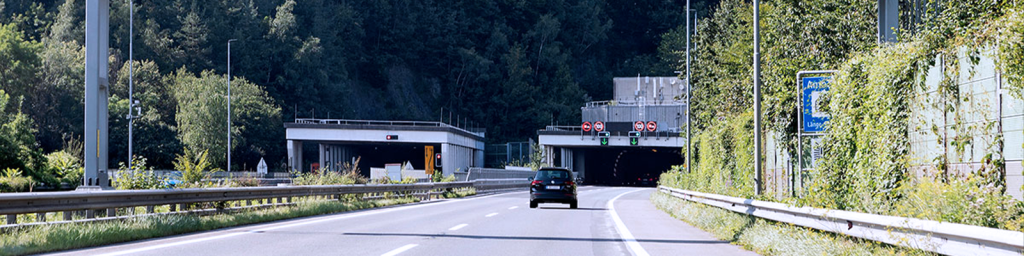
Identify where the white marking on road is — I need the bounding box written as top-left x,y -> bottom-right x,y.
380,244 -> 418,256
97,191 -> 518,256
608,189 -> 650,256
508,206 -> 518,210
485,212 -> 499,217
448,223 -> 469,231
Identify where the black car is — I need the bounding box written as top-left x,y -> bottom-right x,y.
529,167 -> 578,209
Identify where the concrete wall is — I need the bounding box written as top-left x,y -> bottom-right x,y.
612,77 -> 686,104
762,50 -> 1024,200
907,51 -> 1023,200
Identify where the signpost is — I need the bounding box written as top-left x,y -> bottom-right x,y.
795,70 -> 835,197
425,146 -> 435,175
257,158 -> 267,174
802,76 -> 831,133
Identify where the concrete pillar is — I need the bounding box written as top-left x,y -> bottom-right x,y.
83,0 -> 111,189
287,140 -> 303,172
441,143 -> 453,173
318,143 -> 326,172
474,149 -> 484,168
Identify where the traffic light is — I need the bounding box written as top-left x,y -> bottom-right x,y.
599,132 -> 610,146
628,131 -> 640,146
386,135 -> 399,140
435,153 -> 442,168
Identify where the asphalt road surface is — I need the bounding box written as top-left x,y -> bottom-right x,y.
50,186 -> 756,256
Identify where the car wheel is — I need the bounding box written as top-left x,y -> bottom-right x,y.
569,200 -> 578,209
530,201 -> 538,208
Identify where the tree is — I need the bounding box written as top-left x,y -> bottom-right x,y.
171,69 -> 282,170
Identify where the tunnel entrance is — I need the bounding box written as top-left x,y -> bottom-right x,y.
579,147 -> 683,186
312,142 -> 442,178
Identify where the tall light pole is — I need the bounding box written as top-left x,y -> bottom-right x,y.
686,2 -> 692,174
126,0 -> 138,168
753,0 -> 763,195
227,39 -> 237,173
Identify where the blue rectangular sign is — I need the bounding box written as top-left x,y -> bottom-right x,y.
802,76 -> 831,133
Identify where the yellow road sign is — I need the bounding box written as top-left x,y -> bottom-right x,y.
425,146 -> 435,175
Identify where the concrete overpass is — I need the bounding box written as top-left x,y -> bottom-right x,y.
285,119 -> 485,175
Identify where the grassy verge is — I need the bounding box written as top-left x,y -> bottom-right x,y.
650,191 -> 934,256
0,197 -> 423,256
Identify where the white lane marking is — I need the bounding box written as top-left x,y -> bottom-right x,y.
508,206 -> 518,210
448,223 -> 469,231
98,191 -> 518,256
485,212 -> 499,217
608,189 -> 650,256
380,244 -> 418,256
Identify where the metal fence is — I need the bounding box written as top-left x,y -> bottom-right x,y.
659,186 -> 1024,256
0,181 -> 528,227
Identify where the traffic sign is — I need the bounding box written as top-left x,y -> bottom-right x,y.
594,121 -> 605,132
634,121 -> 645,131
582,121 -> 592,132
628,131 -> 640,145
257,158 -> 267,174
802,76 -> 831,133
646,121 -> 657,132
424,146 -> 434,175
599,131 -> 610,146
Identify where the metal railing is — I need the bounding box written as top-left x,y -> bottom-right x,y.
292,118 -> 486,135
658,186 -> 1024,256
0,181 -> 528,227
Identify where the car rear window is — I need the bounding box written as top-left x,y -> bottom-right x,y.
535,170 -> 571,180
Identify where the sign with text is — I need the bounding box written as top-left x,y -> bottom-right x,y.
802,76 -> 831,133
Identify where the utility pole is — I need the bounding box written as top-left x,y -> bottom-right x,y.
753,0 -> 763,195
227,39 -> 237,173
686,1 -> 692,174
127,0 -> 134,168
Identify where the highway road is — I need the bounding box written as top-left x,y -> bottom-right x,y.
50,186 -> 756,256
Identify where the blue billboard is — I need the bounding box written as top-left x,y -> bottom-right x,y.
801,76 -> 830,133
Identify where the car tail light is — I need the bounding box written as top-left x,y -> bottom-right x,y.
565,181 -> 575,187
638,178 -> 641,181
531,180 -> 542,186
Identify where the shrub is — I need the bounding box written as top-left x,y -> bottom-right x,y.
0,168 -> 34,192
44,150 -> 82,189
114,156 -> 166,190
172,148 -> 221,188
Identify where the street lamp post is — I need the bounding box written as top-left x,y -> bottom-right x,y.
227,39 -> 237,173
686,1 -> 692,174
127,0 -> 134,168
753,0 -> 763,195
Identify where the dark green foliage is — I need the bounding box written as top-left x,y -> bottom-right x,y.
0,0 -> 699,174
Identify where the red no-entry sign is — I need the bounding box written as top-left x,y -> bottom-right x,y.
646,121 -> 657,132
582,121 -> 592,132
634,121 -> 645,131
594,121 -> 605,132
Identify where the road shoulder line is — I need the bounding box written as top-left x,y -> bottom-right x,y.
607,188 -> 651,256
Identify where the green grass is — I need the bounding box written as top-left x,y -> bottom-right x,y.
649,191 -> 934,256
0,197 -> 423,256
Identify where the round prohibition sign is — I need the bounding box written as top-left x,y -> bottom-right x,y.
582,121 -> 592,132
634,121 -> 645,131
646,121 -> 657,132
594,121 -> 605,132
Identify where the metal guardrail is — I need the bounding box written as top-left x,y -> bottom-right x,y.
658,186 -> 1024,256
0,181 -> 528,226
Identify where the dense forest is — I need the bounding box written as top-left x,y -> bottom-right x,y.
0,0 -> 714,183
